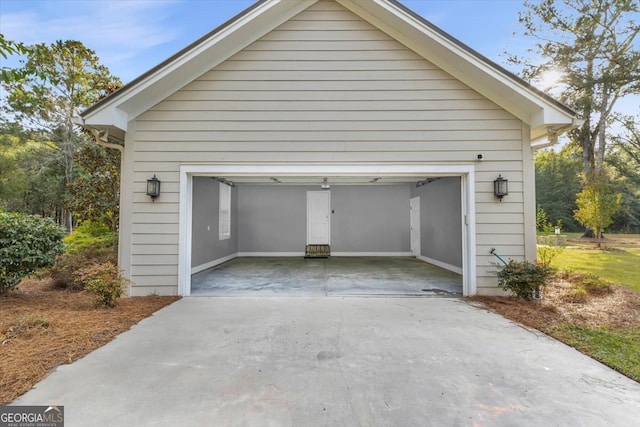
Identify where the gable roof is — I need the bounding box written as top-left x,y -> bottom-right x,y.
79,0 -> 579,144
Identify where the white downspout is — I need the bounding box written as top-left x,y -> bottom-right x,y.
88,128 -> 124,153
531,118 -> 584,151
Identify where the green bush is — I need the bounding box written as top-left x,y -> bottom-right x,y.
536,235 -> 566,267
49,247 -> 117,290
497,260 -> 552,301
76,262 -> 127,307
49,220 -> 117,289
0,211 -> 64,295
63,220 -> 117,254
562,285 -> 588,303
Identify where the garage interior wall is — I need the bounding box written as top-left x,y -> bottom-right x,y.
411,177 -> 462,269
237,185 -> 310,253
331,185 -> 410,253
191,177 -> 238,268
193,183 -> 413,260
238,184 -> 410,253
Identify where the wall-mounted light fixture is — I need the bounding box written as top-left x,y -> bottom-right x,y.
146,175 -> 161,201
494,174 -> 508,201
321,178 -> 330,190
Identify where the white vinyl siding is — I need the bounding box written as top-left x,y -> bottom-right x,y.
127,0 -> 526,295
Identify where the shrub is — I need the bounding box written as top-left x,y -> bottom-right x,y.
63,220 -> 117,254
497,260 -> 552,301
49,247 -> 117,290
76,262 -> 127,307
536,235 -> 566,267
581,273 -> 612,295
557,270 -> 612,296
0,211 -> 64,295
562,285 -> 588,303
49,220 -> 117,290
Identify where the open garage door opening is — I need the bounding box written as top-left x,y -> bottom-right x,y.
177,165 -> 476,297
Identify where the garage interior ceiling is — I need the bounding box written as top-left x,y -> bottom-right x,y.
210,176 -> 448,186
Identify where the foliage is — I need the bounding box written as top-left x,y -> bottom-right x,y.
0,121 -> 65,218
574,173 -> 623,247
537,235 -> 566,266
497,260 -> 552,300
3,40 -> 121,130
611,114 -> 640,169
66,144 -> 120,231
2,40 -> 122,231
580,273 -> 613,295
0,35 -> 30,83
510,0 -> 640,177
49,220 -> 117,290
536,206 -> 553,233
63,220 -> 117,254
535,147 -> 583,231
608,114 -> 640,233
0,211 -> 64,295
552,324 -> 640,382
562,284 -> 588,303
76,262 -> 127,307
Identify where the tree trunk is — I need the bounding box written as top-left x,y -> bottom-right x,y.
596,84 -> 609,173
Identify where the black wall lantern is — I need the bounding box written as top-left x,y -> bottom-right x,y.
494,174 -> 508,201
146,175 -> 161,201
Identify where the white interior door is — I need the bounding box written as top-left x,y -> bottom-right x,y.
410,196 -> 421,256
307,191 -> 331,245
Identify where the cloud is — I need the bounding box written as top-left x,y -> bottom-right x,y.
0,0 -> 181,80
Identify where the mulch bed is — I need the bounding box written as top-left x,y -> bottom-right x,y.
470,278 -> 640,334
0,278 -> 179,405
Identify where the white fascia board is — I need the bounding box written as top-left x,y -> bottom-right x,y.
83,107 -> 129,131
83,0 -> 317,128
180,163 -> 475,177
340,0 -> 576,131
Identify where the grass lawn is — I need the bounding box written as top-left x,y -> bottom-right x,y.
552,247 -> 640,292
552,324 -> 640,382
551,234 -> 640,292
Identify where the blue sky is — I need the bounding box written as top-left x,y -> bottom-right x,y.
1,0 -> 527,83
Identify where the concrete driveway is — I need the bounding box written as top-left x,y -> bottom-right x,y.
13,297 -> 640,426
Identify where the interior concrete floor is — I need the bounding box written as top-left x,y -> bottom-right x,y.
191,256 -> 463,296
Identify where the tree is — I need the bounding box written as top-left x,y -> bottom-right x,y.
574,173 -> 622,247
535,146 -> 583,231
608,114 -> 640,232
611,114 -> 640,169
2,40 -> 122,230
67,144 -> 121,231
511,0 -> 640,177
0,120 -> 65,218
